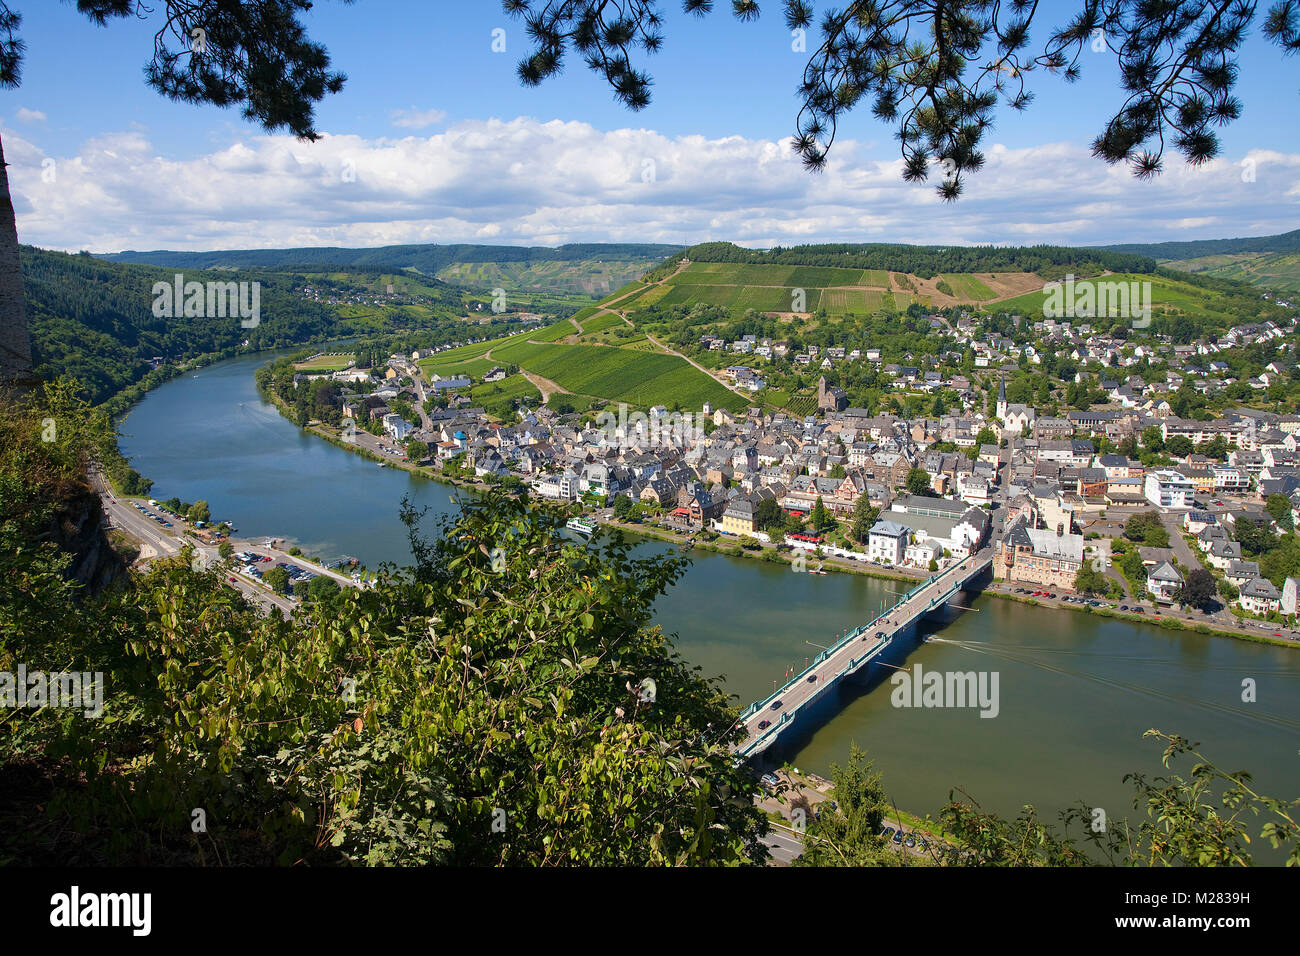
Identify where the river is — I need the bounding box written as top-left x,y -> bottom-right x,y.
119,351 -> 1300,856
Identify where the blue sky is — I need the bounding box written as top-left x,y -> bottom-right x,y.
3,0 -> 1298,251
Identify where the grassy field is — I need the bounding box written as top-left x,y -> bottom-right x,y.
490,339 -> 746,411
416,337 -> 504,379
784,393 -> 819,416
990,271 -> 1254,322
469,373 -> 543,419
419,357 -> 499,380
579,311 -> 624,334
940,273 -> 996,301
818,288 -> 884,314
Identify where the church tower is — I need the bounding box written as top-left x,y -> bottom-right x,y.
996,374 -> 1007,421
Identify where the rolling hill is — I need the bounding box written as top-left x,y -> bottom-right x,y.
100,242 -> 680,298
1100,229 -> 1300,297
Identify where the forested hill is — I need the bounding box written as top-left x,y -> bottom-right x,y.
23,247 -> 467,408
101,242 -> 680,272
1099,228 -> 1300,262
673,241 -> 1155,279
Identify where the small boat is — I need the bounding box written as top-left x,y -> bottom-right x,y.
377,462 -> 386,468
566,517 -> 596,536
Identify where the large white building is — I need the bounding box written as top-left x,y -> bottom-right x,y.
867,520 -> 910,565
1144,470 -> 1194,509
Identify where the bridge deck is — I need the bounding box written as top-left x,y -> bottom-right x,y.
736,548 -> 993,758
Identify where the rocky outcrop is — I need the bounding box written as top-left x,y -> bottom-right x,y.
51,486 -> 127,594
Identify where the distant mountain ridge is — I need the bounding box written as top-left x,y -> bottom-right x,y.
100,242 -> 681,272
1098,228 -> 1300,261
100,242 -> 683,298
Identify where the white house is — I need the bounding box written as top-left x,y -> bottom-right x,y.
1146,562 -> 1183,603
867,520 -> 910,565
1144,470 -> 1194,509
1239,577 -> 1281,616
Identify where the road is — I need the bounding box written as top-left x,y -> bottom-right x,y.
92,466 -> 358,617
94,471 -> 181,561
763,825 -> 804,865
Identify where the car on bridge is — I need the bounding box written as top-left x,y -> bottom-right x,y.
770,700 -> 783,710
757,720 -> 771,731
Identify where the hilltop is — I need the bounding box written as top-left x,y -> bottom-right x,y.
431,239 -> 1280,422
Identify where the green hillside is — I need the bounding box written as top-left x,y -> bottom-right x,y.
491,337 -> 747,412
102,242 -> 678,298
1164,252 -> 1300,296
1100,229 -> 1300,297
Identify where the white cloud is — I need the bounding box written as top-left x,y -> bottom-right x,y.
4,116 -> 1298,253
13,107 -> 46,125
389,107 -> 447,129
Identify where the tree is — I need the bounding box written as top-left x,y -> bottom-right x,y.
1234,518 -> 1278,557
3,399 -> 773,866
511,2 -> 1296,199
1266,493 -> 1294,531
754,495 -> 787,533
1074,561 -> 1108,596
611,492 -> 634,520
217,541 -> 234,561
905,467 -> 931,496
261,565 -> 290,594
305,574 -> 341,605
187,499 -> 211,525
406,439 -> 429,462
811,495 -> 829,532
851,494 -> 879,543
1124,511 -> 1168,548
1141,425 -> 1165,453
1177,568 -> 1217,610
795,746 -> 895,866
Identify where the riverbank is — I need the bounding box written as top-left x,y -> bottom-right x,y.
602,515 -> 1300,649
255,357 -> 1299,652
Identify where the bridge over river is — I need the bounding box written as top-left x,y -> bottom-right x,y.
736,548 -> 995,759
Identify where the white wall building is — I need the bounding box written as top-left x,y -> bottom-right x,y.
867,520 -> 909,565
1144,470 -> 1194,509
